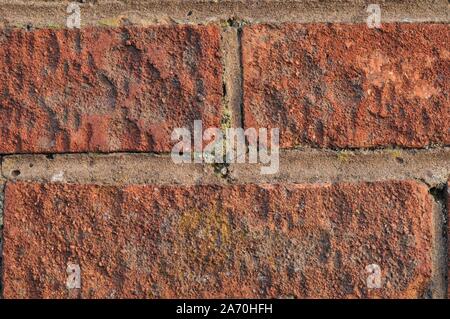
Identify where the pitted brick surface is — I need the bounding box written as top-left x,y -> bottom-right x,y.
242,23 -> 449,148
0,26 -> 222,153
3,181 -> 432,298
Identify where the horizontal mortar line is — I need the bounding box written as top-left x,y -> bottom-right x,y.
0,150 -> 171,157
0,1 -> 448,26
2,21 -> 449,30
0,143 -> 449,158
1,147 -> 449,186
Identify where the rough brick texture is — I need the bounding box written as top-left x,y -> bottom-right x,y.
3,180 -> 432,299
0,26 -> 222,153
242,23 -> 449,148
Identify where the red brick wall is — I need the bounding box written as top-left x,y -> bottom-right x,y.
0,1 -> 448,299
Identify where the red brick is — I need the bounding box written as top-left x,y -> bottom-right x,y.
242,24 -> 450,148
3,180 -> 432,298
0,26 -> 222,153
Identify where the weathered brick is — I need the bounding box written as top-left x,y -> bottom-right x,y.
242,24 -> 449,148
0,26 -> 222,153
3,180 -> 432,298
